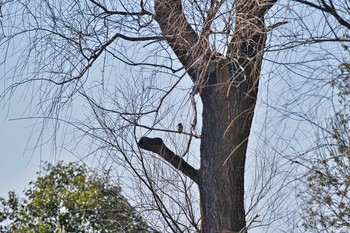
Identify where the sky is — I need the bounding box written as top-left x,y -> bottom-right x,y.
0,98 -> 75,197
0,103 -> 42,197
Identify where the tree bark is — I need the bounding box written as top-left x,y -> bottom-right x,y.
198,67 -> 258,232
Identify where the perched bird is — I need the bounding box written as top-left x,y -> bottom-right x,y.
177,123 -> 183,134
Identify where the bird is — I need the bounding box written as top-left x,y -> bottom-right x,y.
177,123 -> 183,134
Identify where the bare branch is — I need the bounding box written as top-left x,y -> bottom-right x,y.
181,88 -> 200,157
138,137 -> 199,184
294,0 -> 350,29
89,0 -> 152,16
201,0 -> 225,42
154,0 -> 202,80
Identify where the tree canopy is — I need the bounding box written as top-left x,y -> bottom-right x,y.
0,161 -> 150,233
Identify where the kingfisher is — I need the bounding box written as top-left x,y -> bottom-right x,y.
177,123 -> 183,134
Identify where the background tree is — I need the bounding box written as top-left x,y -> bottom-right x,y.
298,50 -> 350,232
277,1 -> 350,232
0,161 -> 149,233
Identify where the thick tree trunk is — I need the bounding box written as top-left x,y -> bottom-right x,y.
199,68 -> 258,232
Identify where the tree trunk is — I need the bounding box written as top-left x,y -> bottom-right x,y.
198,62 -> 258,232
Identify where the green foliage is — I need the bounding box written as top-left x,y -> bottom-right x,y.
0,161 -> 149,233
302,113 -> 350,232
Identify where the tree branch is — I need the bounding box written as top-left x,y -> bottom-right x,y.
154,0 -> 201,80
138,137 -> 199,184
201,0 -> 225,41
294,0 -> 350,30
224,0 -> 276,92
227,0 -> 276,58
89,0 -> 152,16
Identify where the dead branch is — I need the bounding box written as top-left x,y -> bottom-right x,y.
138,137 -> 199,183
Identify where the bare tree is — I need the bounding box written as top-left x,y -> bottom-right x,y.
1,1 -> 278,231
3,0 -> 349,232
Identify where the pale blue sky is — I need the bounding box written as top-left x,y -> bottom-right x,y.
0,99 -> 75,197
0,104 -> 41,197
